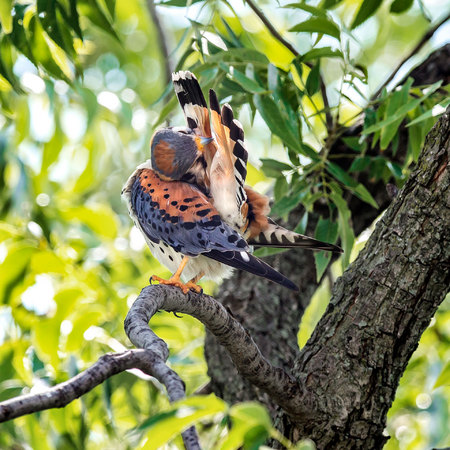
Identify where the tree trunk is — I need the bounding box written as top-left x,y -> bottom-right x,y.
206,100 -> 449,446
290,108 -> 449,447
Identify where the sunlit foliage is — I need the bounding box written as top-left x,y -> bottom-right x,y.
0,0 -> 449,447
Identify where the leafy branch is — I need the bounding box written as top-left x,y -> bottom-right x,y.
244,0 -> 333,131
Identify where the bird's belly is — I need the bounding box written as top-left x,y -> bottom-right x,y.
146,239 -> 233,283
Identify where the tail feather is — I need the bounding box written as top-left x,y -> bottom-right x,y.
208,89 -> 248,229
249,223 -> 343,253
172,71 -> 211,137
206,249 -> 298,291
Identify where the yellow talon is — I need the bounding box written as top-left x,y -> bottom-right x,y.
150,275 -> 202,294
150,257 -> 204,295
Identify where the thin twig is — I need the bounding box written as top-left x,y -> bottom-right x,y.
371,12 -> 450,100
0,350 -> 157,421
146,0 -> 173,87
0,347 -> 200,449
244,0 -> 333,131
125,284 -> 313,422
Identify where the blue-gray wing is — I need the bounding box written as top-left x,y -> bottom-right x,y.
131,169 -> 248,256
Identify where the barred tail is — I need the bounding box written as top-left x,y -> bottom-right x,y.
172,71 -> 211,137
249,223 -> 343,253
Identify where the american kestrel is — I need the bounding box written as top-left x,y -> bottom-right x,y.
122,71 -> 342,294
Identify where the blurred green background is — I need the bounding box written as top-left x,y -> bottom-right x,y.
0,0 -> 449,448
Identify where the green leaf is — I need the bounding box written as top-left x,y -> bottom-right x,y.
326,161 -> 358,187
406,98 -> 450,127
363,81 -> 443,134
321,0 -> 344,7
408,123 -> 423,161
353,183 -> 378,208
77,0 -> 119,41
0,0 -> 13,33
221,64 -> 266,94
139,395 -> 227,449
327,161 -> 378,207
289,17 -> 340,39
0,37 -> 21,91
434,361 -> 450,389
300,47 -> 343,62
42,125 -> 65,173
156,0 -> 203,6
274,176 -> 289,201
351,0 -> 382,29
0,244 -> 35,304
253,95 -> 300,153
386,161 -> 403,178
306,62 -> 321,96
349,156 -> 371,172
314,218 -> 338,280
329,189 -> 354,269
103,0 -> 115,18
37,0 -> 75,56
283,2 -> 327,16
270,187 -> 308,219
219,402 -> 272,450
57,0 -> 83,40
30,251 -> 65,274
34,317 -> 61,367
380,79 -> 412,149
390,0 -> 414,13
202,48 -> 269,66
342,136 -> 365,152
260,158 -> 292,173
294,211 -> 308,234
28,14 -> 72,81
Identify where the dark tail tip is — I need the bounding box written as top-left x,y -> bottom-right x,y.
283,278 -> 299,291
329,243 -> 344,254
209,89 -> 220,114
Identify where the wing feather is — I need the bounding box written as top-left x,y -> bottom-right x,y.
249,222 -> 343,253
131,169 -> 248,256
208,89 -> 248,230
207,249 -> 298,291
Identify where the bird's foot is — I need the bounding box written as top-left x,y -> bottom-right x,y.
150,275 -> 202,295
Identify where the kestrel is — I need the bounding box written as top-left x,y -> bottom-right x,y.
122,71 -> 342,293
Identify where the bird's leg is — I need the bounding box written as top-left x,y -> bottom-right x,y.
150,257 -> 203,294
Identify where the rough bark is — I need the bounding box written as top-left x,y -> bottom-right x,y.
204,45 -> 450,423
291,108 -> 450,448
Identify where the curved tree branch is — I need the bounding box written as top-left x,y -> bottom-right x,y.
0,350 -> 157,421
125,284 -> 310,421
0,343 -> 200,449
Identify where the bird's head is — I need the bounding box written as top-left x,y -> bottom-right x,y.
150,127 -> 213,180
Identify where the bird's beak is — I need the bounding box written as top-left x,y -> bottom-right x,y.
200,136 -> 214,145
